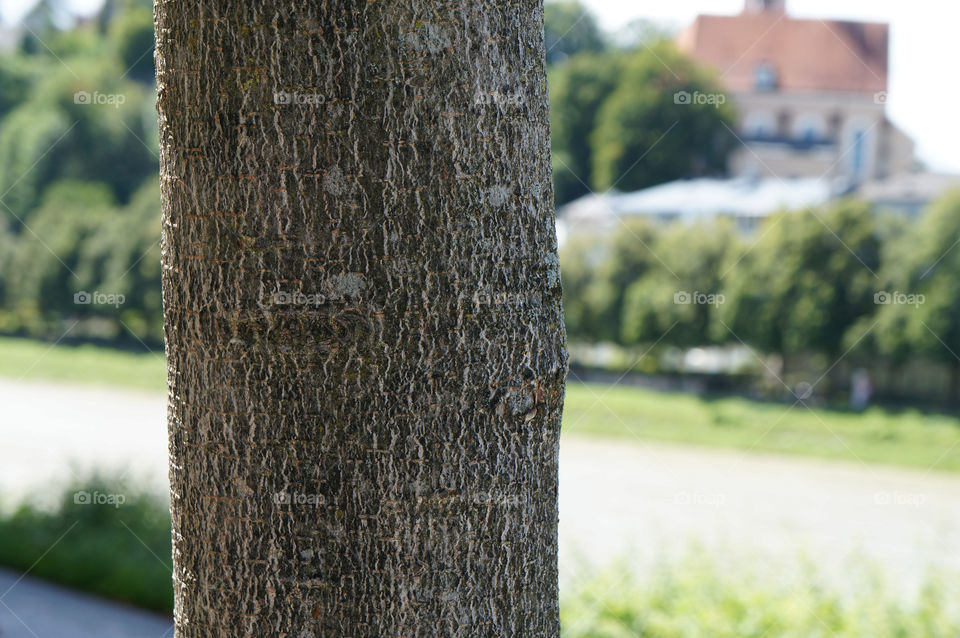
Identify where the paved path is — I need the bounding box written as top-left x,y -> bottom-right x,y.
2,378 -> 959,630
0,380 -> 169,498
558,436 -> 960,593
0,568 -> 173,637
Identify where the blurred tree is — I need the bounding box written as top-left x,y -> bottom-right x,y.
544,1 -> 606,65
0,55 -> 37,118
564,218 -> 660,343
4,180 -> 118,335
590,40 -> 735,192
718,200 -> 881,375
0,104 -> 71,220
560,232 -> 611,340
549,52 -> 624,205
867,190 -> 960,398
19,0 -> 63,55
110,2 -> 155,81
621,219 -> 737,348
0,60 -> 157,224
82,179 -> 162,342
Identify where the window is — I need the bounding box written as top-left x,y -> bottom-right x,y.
744,111 -> 776,139
754,63 -> 778,91
793,114 -> 826,143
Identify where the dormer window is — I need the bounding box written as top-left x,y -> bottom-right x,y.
754,63 -> 778,91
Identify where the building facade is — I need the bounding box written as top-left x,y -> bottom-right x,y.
677,0 -> 914,184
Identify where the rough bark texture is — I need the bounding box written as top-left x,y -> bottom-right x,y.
155,1 -> 566,636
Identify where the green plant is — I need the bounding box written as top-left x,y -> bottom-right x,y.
0,473 -> 173,613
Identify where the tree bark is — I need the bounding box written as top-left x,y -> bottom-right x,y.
155,1 -> 565,637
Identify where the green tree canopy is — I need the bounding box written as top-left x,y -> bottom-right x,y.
868,191 -> 960,375
591,41 -> 736,193
549,52 -> 625,205
621,219 -> 738,348
544,1 -> 606,65
718,200 -> 881,365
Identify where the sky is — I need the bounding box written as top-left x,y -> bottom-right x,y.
3,0 -> 958,173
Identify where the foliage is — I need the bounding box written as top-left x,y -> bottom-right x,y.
0,3 -> 160,344
110,3 -> 155,80
562,551 -> 960,638
548,40 -> 734,204
549,52 -> 625,204
621,219 -> 738,348
0,473 -> 173,613
590,41 -> 736,193
564,218 -> 661,342
718,200 -> 882,363
544,1 -> 607,65
869,190 -> 960,371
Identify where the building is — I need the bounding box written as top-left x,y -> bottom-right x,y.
556,176 -> 835,243
858,173 -> 960,218
677,0 -> 914,185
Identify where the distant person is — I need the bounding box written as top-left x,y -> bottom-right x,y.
850,368 -> 873,411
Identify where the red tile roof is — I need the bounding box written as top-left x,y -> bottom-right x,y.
677,12 -> 888,94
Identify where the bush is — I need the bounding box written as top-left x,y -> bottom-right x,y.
561,551 -> 960,637
0,473 -> 173,613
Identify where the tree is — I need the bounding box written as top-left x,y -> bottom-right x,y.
719,201 -> 881,377
561,218 -> 660,344
544,1 -> 606,65
155,2 -> 566,636
548,51 -> 624,205
590,41 -> 735,192
868,190 -> 960,399
621,219 -> 738,348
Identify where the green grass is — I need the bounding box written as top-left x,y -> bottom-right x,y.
0,336 -> 165,391
2,335 -> 959,471
564,383 -> 960,471
562,551 -> 960,638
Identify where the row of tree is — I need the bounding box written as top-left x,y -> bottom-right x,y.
561,192 -> 960,390
0,0 -> 161,343
0,0 -> 736,346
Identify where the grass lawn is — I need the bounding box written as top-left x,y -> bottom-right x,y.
564,383 -> 960,472
3,335 -> 959,471
0,336 -> 166,391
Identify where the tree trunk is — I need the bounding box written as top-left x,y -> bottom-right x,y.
155,2 -> 565,637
